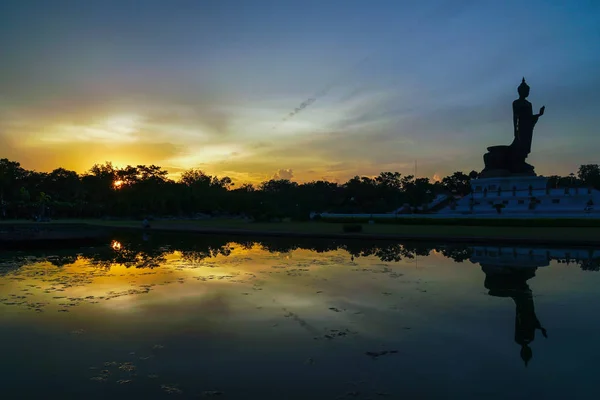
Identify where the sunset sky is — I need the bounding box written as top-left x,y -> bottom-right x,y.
1,0 -> 599,184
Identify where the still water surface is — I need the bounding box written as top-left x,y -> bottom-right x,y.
1,234 -> 600,399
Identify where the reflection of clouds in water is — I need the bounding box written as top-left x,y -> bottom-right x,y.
2,240 -> 600,338
0,244 -> 424,328
3,238 -> 600,399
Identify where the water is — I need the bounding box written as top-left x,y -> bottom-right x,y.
1,233 -> 600,399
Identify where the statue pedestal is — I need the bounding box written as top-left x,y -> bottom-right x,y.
481,145 -> 535,178
436,174 -> 600,215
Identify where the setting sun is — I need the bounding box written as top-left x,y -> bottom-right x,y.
113,180 -> 124,189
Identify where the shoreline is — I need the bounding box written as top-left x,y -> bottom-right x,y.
0,223 -> 111,249
114,225 -> 600,247
2,219 -> 600,247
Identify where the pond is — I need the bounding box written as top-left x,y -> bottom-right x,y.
1,233 -> 600,399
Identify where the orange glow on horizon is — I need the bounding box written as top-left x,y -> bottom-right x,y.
113,180 -> 124,189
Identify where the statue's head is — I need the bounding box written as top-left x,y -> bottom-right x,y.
518,77 -> 530,98
520,344 -> 533,367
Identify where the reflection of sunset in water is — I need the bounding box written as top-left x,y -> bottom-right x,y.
0,242 -> 346,314
1,239 -> 454,327
3,238 -> 600,399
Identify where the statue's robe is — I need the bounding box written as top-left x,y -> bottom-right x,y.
512,98 -> 539,157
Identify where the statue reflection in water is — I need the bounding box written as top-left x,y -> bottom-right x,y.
482,264 -> 548,366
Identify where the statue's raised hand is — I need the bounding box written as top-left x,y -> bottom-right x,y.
539,106 -> 545,116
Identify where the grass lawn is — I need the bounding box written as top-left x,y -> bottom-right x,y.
2,218 -> 599,244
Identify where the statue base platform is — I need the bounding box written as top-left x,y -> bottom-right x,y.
471,175 -> 548,196
480,145 -> 535,178
438,174 -> 600,215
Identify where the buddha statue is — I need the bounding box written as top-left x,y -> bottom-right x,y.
511,78 -> 545,160
480,78 -> 546,177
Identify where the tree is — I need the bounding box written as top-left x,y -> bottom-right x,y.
43,168 -> 81,202
403,177 -> 435,206
81,162 -> 117,217
547,175 -> 581,189
36,192 -> 52,219
0,159 -> 26,217
19,187 -> 30,202
180,169 -> 213,187
342,176 -> 381,212
178,169 -> 233,214
578,164 -> 600,189
375,172 -> 402,190
116,165 -> 141,187
296,180 -> 342,217
1,157 -> 597,220
441,171 -> 471,196
137,165 -> 169,182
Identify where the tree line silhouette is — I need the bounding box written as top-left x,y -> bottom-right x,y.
1,158 -> 599,220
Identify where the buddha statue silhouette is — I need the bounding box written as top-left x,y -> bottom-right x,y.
511,77 -> 545,163
481,78 -> 546,176
483,265 -> 548,367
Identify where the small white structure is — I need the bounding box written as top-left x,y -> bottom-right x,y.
439,175 -> 600,215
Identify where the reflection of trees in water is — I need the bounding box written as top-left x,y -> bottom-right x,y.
579,259 -> 600,271
0,256 -> 33,272
438,245 -> 472,263
180,246 -> 233,264
1,233 -> 600,273
87,240 -> 169,269
257,239 -> 340,254
98,235 -> 239,268
345,242 -> 407,261
46,254 -> 79,267
0,253 -> 82,272
2,234 -> 595,370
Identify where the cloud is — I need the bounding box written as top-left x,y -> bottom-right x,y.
1,0 -> 599,184
273,168 -> 294,180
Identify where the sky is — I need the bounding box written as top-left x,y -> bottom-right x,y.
1,0 -> 599,184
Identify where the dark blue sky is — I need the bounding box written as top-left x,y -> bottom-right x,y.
1,0 -> 599,182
